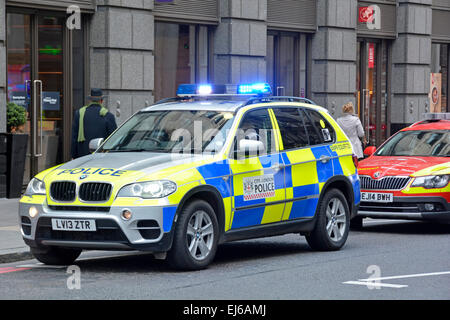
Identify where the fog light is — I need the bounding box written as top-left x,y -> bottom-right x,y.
29,206 -> 38,218
424,203 -> 435,212
121,209 -> 132,221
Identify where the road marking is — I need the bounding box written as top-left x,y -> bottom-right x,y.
343,281 -> 408,288
358,271 -> 450,282
0,225 -> 20,232
16,263 -> 67,269
344,271 -> 450,289
0,267 -> 31,274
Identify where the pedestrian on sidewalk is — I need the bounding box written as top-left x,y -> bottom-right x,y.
71,88 -> 117,159
336,102 -> 367,160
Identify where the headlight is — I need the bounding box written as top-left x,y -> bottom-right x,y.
117,181 -> 177,199
411,175 -> 449,189
25,178 -> 46,196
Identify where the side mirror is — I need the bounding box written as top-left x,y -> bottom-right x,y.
364,146 -> 377,157
239,139 -> 265,155
89,138 -> 104,153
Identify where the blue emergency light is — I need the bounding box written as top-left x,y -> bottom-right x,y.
176,83 -> 272,96
237,83 -> 272,95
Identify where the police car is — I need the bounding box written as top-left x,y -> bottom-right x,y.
19,83 -> 360,270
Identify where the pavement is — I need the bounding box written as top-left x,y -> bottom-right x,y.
0,198 -> 32,263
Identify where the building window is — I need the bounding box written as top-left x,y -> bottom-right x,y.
266,32 -> 308,97
431,43 -> 449,113
154,22 -> 211,102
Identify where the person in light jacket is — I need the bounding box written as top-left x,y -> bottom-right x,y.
336,102 -> 367,159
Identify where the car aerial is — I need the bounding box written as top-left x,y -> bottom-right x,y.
19,83 -> 360,270
354,114 -> 450,228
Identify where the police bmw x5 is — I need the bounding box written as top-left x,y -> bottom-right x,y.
19,83 -> 361,270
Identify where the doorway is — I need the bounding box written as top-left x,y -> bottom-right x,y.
266,31 -> 308,97
356,40 -> 390,147
7,12 -> 69,183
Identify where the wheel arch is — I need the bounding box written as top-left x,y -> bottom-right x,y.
319,175 -> 355,217
174,184 -> 226,241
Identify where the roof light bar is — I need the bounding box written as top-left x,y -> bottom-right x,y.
237,83 -> 272,95
176,83 -> 272,97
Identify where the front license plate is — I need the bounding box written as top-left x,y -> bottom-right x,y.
361,192 -> 393,203
51,219 -> 96,232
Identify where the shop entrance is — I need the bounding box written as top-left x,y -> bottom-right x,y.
7,12 -> 69,183
356,40 -> 390,147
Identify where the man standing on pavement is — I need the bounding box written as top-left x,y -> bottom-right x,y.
71,88 -> 117,159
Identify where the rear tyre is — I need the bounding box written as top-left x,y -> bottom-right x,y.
167,199 -> 219,271
30,246 -> 82,265
306,188 -> 350,251
350,216 -> 364,230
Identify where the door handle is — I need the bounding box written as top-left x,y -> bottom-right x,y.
33,80 -> 43,157
319,155 -> 331,164
271,163 -> 285,172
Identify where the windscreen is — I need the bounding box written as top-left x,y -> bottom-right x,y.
375,130 -> 450,157
99,110 -> 235,154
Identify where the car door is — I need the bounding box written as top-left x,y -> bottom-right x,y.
229,108 -> 286,229
273,107 -> 335,220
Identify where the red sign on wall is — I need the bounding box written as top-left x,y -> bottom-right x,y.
368,43 -> 375,69
359,7 -> 374,23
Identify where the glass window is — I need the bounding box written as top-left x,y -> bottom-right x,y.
272,107 -> 308,150
154,22 -> 210,102
100,110 -> 235,154
431,43 -> 448,112
376,130 -> 450,157
235,108 -> 274,156
303,109 -> 335,145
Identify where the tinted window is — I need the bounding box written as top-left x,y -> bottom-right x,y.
235,108 -> 274,156
303,109 -> 336,145
272,108 -> 308,150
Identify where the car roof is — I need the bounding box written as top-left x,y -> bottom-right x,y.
141,97 -> 326,113
403,120 -> 450,131
143,100 -> 245,112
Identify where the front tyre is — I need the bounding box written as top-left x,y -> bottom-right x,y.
30,246 -> 82,265
306,188 -> 350,251
167,199 -> 219,270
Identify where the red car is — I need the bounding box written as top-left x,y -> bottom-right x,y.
354,118 -> 450,228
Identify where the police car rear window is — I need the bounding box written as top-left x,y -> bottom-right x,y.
272,108 -> 309,150
303,109 -> 336,145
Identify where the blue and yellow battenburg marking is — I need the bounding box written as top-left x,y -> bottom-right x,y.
22,102 -> 360,235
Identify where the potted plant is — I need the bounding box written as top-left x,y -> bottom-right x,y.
4,102 -> 29,198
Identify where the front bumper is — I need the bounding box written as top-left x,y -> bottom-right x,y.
19,201 -> 177,252
357,196 -> 450,221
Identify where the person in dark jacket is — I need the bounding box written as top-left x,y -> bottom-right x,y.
71,89 -> 117,159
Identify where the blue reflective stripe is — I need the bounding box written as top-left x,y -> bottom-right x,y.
163,206 -> 177,232
285,165 -> 293,188
196,160 -> 230,179
349,173 -> 361,204
205,177 -> 231,198
293,184 -> 319,198
289,198 -> 319,219
332,158 -> 344,175
231,207 -> 265,229
259,153 -> 283,168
